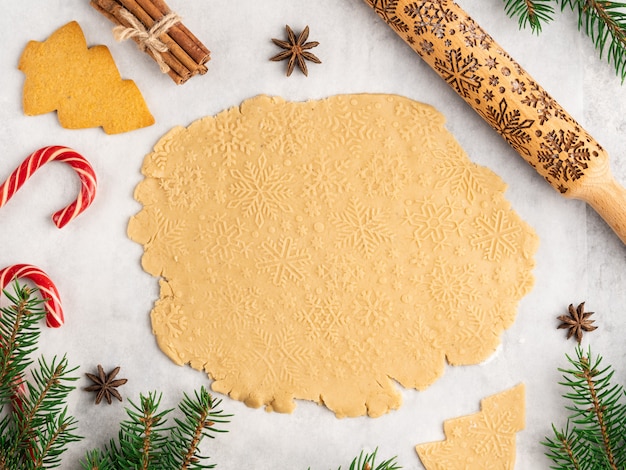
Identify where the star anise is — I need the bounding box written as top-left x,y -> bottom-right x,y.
557,302 -> 597,343
85,365 -> 128,404
270,25 -> 321,77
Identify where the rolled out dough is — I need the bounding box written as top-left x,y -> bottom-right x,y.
128,94 -> 538,417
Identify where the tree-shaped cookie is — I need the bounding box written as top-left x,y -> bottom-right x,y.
416,384 -> 525,469
19,21 -> 154,134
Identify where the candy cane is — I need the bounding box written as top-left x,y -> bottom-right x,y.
0,267 -> 61,460
0,145 -> 97,228
0,264 -> 63,328
10,380 -> 27,415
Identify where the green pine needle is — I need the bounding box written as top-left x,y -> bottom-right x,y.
31,408 -> 81,469
562,0 -> 626,82
163,386 -> 231,470
83,388 -> 230,470
119,392 -> 171,468
308,448 -> 401,470
543,346 -> 626,469
502,0 -> 626,81
342,449 -> 401,470
0,282 -> 82,469
0,282 -> 46,407
503,0 -> 556,32
82,449 -> 114,470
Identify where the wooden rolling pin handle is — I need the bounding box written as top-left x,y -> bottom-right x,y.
571,168 -> 626,245
362,0 -> 626,244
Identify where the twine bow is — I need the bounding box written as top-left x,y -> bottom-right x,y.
113,9 -> 181,73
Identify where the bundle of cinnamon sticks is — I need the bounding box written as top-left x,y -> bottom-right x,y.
91,0 -> 210,84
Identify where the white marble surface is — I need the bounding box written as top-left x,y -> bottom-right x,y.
0,1 -> 625,468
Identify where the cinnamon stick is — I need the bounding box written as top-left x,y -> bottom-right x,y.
146,0 -> 210,65
91,0 -> 210,84
91,0 -> 189,84
119,0 -> 206,75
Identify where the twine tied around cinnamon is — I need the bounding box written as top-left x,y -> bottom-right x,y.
113,8 -> 181,73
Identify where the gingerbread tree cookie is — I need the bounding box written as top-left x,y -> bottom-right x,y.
19,21 -> 154,134
416,384 -> 525,469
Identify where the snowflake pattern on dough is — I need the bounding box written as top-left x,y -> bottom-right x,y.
128,94 -> 538,418
363,0 -> 606,194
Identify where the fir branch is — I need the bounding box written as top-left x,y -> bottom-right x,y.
0,283 -> 45,407
82,449 -> 114,470
502,0 -> 626,80
119,392 -> 171,469
308,449 -> 401,470
561,0 -> 626,81
83,389 -> 230,470
163,386 -> 230,470
561,352 -> 623,467
0,283 -> 81,469
543,423 -> 585,469
503,0 -> 556,32
8,355 -> 79,468
31,408 -> 81,469
343,449 -> 400,470
543,346 -> 626,469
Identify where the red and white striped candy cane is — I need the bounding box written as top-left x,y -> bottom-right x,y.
0,265 -> 62,458
11,380 -> 27,416
0,264 -> 63,426
0,145 -> 97,228
0,264 -> 64,328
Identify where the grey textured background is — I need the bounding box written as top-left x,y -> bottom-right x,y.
0,1 -> 624,468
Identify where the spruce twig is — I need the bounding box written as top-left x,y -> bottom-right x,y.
342,449 -> 400,470
83,387 -> 230,470
15,356 -> 81,469
82,449 -> 113,470
562,0 -> 626,81
0,284 -> 44,407
163,387 -> 230,469
503,0 -> 556,32
115,392 -> 170,469
502,0 -> 626,81
543,346 -> 626,469
308,448 -> 401,470
0,282 -> 81,469
544,423 -> 585,469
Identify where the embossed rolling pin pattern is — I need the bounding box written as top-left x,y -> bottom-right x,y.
363,0 -> 626,244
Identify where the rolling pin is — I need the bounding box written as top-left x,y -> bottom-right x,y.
362,0 -> 626,244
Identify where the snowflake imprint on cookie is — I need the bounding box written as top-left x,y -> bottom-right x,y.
416,384 -> 525,469
128,94 -> 538,418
